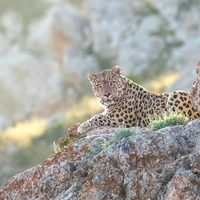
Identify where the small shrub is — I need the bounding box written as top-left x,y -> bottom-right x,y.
107,128 -> 136,146
58,134 -> 72,150
51,134 -> 73,155
90,128 -> 136,157
149,113 -> 190,131
114,128 -> 136,141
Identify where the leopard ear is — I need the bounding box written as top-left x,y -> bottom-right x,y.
112,66 -> 122,74
88,73 -> 96,81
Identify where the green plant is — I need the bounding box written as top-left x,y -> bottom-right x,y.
58,134 -> 72,149
108,128 -> 136,146
149,113 -> 191,130
91,128 -> 136,157
113,128 -> 136,141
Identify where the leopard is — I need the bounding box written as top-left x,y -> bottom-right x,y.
78,66 -> 200,134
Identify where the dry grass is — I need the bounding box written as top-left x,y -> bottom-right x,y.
0,96 -> 102,150
146,72 -> 179,93
1,118 -> 47,147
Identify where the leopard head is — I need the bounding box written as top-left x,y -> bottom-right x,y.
88,66 -> 125,106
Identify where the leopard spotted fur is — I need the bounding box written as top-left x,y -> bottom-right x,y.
78,66 -> 200,134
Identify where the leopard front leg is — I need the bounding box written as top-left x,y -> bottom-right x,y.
78,113 -> 110,134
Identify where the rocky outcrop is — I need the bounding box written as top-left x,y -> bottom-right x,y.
190,61 -> 200,113
85,0 -> 200,79
1,120 -> 200,199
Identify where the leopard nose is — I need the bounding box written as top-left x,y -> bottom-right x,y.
104,93 -> 111,98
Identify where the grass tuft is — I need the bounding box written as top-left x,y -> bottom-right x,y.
113,128 -> 136,141
52,134 -> 72,155
149,113 -> 191,131
91,128 -> 136,157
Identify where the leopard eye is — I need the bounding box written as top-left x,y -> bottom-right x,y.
96,83 -> 102,87
110,81 -> 116,86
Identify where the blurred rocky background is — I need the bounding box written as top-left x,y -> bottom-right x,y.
0,0 -> 200,186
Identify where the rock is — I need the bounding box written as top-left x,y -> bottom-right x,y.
0,11 -> 23,41
1,120 -> 200,199
169,38 -> 200,91
27,6 -> 91,67
85,0 -> 200,79
86,0 -> 171,75
0,33 -> 10,54
164,169 -> 200,200
152,0 -> 200,90
86,0 -> 137,57
63,49 -> 100,83
154,0 -> 200,43
190,61 -> 200,112
0,48 -> 63,127
25,0 -> 200,79
118,15 -> 170,75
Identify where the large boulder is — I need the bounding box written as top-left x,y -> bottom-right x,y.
1,120 -> 200,199
190,61 -> 200,113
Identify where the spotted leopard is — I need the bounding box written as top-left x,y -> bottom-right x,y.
78,66 -> 200,134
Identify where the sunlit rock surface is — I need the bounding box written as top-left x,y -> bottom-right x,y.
1,120 -> 200,199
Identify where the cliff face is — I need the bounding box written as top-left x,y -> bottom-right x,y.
1,120 -> 200,200
190,61 -> 200,113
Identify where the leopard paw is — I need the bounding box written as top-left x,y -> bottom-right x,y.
77,122 -> 92,134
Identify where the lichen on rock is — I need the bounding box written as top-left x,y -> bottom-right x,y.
1,120 -> 200,199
